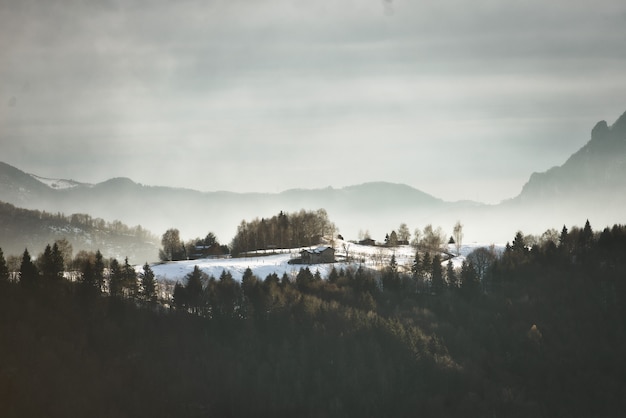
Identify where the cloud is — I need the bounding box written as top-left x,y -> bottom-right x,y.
1,0 -> 626,202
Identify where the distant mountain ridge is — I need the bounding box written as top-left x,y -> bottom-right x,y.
0,161 -> 458,248
516,110 -> 626,202
1,109 -> 626,250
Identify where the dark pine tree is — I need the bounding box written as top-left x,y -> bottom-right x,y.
185,265 -> 205,314
122,257 -> 138,298
446,259 -> 457,289
411,250 -> 421,278
94,250 -> 105,292
0,247 -> 9,283
51,242 -> 65,279
173,282 -> 187,311
216,269 -> 241,318
431,254 -> 444,294
19,248 -> 39,287
40,244 -> 56,282
460,260 -> 480,295
108,258 -> 123,298
140,263 -> 157,304
80,259 -> 97,292
559,225 -> 570,252
296,267 -> 315,291
382,254 -> 401,291
578,219 -> 594,255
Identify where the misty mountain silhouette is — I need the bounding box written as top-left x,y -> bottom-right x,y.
0,161 -> 463,245
1,110 -> 625,248
516,110 -> 626,202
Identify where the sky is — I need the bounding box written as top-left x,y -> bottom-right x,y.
1,0 -> 626,204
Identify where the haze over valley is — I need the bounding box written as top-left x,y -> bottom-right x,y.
2,2 -> 626,416
2,110 -> 625,260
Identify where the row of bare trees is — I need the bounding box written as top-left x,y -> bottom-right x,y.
230,209 -> 337,255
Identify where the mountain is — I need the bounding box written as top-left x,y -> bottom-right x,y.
0,161 -> 466,248
2,110 -> 625,251
499,110 -> 626,233
0,160 -> 55,205
516,110 -> 626,202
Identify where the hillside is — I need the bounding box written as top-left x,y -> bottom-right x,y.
516,110 -> 626,202
2,110 -> 626,246
496,110 -> 626,234
0,201 -> 159,263
0,161 -> 462,243
2,221 -> 626,417
143,241 -> 498,286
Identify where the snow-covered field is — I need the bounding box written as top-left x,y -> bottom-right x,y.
144,241 -> 504,284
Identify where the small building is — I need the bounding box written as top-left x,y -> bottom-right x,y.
358,238 -> 376,246
300,246 -> 335,264
189,244 -> 226,260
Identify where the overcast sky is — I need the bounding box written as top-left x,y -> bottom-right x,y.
1,0 -> 625,203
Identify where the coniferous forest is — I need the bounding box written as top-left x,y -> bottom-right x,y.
1,221 -> 626,417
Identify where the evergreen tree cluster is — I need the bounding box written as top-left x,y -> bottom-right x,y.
2,220 -> 626,417
0,200 -> 159,263
3,241 -> 157,305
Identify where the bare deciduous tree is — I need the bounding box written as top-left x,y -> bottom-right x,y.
466,246 -> 497,280
398,223 -> 411,243
420,224 -> 446,252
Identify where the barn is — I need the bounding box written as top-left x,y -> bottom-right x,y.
300,246 -> 335,264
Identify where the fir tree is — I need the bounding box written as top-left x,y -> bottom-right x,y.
411,250 -> 421,278
185,265 -> 205,313
122,257 -> 138,298
140,263 -> 157,303
40,244 -> 62,282
296,267 -> 314,291
216,269 -> 240,318
512,231 -> 527,253
328,266 -> 339,284
446,259 -> 457,289
109,258 -> 123,298
0,247 -> 9,283
94,250 -> 105,292
431,254 -> 444,294
460,260 -> 480,294
382,254 -> 401,291
80,259 -> 97,291
19,248 -> 39,287
172,282 -> 187,310
579,219 -> 594,253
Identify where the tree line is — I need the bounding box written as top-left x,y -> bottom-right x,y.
2,219 -> 626,417
0,200 -> 159,263
2,240 -> 158,305
230,209 -> 337,255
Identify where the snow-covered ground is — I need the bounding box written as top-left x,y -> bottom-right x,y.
144,241 -> 504,284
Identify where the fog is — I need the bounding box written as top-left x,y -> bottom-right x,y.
2,0 -> 626,204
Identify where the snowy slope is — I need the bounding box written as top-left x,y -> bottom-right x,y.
30,174 -> 88,190
143,242 -> 504,284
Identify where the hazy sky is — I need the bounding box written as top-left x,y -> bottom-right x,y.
2,0 -> 625,203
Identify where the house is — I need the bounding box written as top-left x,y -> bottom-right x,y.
300,246 -> 335,264
358,238 -> 376,246
189,244 -> 226,260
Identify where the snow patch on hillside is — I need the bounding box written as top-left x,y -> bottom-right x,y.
144,242 -> 504,284
30,174 -> 88,189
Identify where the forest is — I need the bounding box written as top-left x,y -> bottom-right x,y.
0,201 -> 159,264
1,220 -> 626,417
